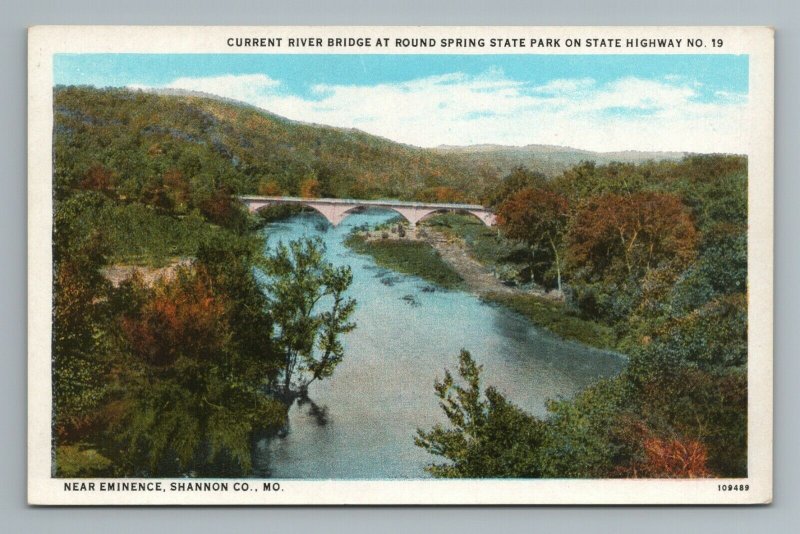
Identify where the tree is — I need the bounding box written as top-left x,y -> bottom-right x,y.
485,166 -> 548,207
298,177 -> 321,198
633,436 -> 712,478
163,168 -> 191,212
121,267 -> 230,367
564,192 -> 698,319
114,266 -> 286,475
52,192 -> 113,440
258,179 -> 283,196
566,192 -> 698,282
496,187 -> 569,292
80,164 -> 116,196
259,237 -> 356,402
415,350 -> 547,477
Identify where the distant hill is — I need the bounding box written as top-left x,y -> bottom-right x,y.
54,86 -> 696,205
433,144 -> 688,179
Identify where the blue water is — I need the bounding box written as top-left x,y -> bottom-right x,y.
252,209 -> 624,479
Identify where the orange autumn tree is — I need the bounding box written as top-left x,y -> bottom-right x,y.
496,187 -> 569,292
637,436 -> 712,478
617,425 -> 712,479
299,177 -> 321,198
121,267 -> 230,367
612,419 -> 713,478
258,179 -> 283,196
566,192 -> 698,284
116,266 -> 285,474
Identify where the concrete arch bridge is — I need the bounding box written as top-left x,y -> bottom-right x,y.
239,196 -> 496,228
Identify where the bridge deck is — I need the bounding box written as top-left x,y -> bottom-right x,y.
238,195 -> 487,211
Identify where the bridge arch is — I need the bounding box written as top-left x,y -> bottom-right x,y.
249,201 -> 350,227
414,208 -> 497,227
319,204 -> 423,227
278,203 -> 419,227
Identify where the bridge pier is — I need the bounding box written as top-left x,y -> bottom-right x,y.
315,203 -> 352,227
392,206 -> 428,228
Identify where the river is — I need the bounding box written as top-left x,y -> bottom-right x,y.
252,209 -> 625,479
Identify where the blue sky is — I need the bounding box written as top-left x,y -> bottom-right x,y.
54,54 -> 750,152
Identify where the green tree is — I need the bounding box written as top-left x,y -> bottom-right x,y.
260,237 -> 356,402
485,166 -> 548,207
52,192 -> 113,440
112,266 -> 286,476
415,350 -> 547,477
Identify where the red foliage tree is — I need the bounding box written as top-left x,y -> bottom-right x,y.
496,187 -> 569,291
80,164 -> 115,195
566,192 -> 698,283
122,268 -> 230,367
637,437 -> 713,478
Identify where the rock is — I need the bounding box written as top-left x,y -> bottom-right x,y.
401,294 -> 420,307
380,274 -> 402,286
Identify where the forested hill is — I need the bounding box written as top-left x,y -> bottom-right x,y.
54,85 -> 486,203
55,86 -> 697,205
433,144 -> 688,179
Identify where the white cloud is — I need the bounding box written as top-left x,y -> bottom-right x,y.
148,73 -> 282,103
131,70 -> 749,153
531,78 -> 596,95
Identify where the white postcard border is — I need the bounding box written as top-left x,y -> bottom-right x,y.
28,25 -> 774,505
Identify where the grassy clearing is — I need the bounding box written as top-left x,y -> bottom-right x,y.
423,213 -> 526,268
99,205 -> 223,267
346,234 -> 464,290
63,199 -> 241,267
483,292 -> 616,350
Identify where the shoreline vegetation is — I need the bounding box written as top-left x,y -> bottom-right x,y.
345,230 -> 465,290
344,217 -> 616,350
53,85 -> 748,480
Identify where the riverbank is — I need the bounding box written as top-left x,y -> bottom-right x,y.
345,232 -> 464,290
345,216 -> 616,350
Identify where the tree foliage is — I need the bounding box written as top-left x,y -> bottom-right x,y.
101,258 -> 288,476
415,350 -> 547,478
485,166 -> 548,207
53,85 -> 491,203
418,155 -> 748,479
418,351 -> 717,479
566,192 -> 698,283
260,237 -> 356,401
496,187 -> 569,291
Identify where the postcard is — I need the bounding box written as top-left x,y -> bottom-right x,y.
28,26 -> 773,505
